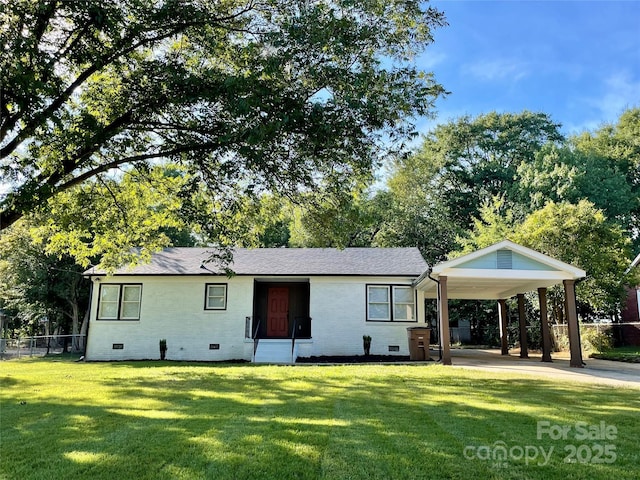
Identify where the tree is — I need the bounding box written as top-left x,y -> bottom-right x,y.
289,187 -> 385,248
0,222 -> 89,345
454,195 -> 516,255
1,0 -> 447,237
517,144 -> 632,222
454,198 -> 636,330
459,198 -> 637,315
570,108 -> 640,251
372,189 -> 461,265
246,194 -> 292,248
204,192 -> 294,249
514,200 -> 634,315
30,164 -> 197,269
408,111 -> 564,229
0,163 -> 206,338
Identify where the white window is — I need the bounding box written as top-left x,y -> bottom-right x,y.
367,285 -> 415,322
120,285 -> 142,319
393,286 -> 415,321
368,286 -> 390,321
98,285 -> 120,319
98,284 -> 142,320
205,284 -> 227,310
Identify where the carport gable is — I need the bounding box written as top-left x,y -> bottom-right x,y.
416,240 -> 586,300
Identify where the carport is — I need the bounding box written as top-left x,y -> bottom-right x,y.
415,240 -> 587,367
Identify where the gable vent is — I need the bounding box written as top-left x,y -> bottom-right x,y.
497,250 -> 513,269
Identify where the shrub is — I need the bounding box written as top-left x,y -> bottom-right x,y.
581,327 -> 614,353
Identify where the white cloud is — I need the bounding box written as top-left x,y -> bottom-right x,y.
563,119 -> 604,136
567,71 -> 640,133
418,51 -> 448,70
463,58 -> 529,82
594,71 -> 640,121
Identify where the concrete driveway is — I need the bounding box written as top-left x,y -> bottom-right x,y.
440,348 -> 640,388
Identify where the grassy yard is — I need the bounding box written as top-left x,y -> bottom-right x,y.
1,359 -> 638,480
590,346 -> 640,363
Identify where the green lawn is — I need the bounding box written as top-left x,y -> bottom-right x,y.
1,359 -> 638,480
591,346 -> 640,363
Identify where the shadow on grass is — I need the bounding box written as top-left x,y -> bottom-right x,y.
1,361 -> 639,480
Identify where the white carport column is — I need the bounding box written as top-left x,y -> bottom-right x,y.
498,299 -> 509,355
439,275 -> 451,365
564,280 -> 584,368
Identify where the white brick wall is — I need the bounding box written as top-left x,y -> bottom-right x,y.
86,276 -> 254,361
86,275 -> 427,361
308,277 -> 422,357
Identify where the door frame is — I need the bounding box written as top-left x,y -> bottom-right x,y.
252,280 -> 311,339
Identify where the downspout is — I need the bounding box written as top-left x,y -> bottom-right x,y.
427,268 -> 442,362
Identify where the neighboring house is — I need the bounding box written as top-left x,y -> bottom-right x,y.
622,253 -> 640,323
84,248 -> 429,363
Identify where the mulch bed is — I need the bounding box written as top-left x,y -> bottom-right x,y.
296,355 -> 421,363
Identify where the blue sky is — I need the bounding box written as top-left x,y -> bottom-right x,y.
418,0 -> 640,135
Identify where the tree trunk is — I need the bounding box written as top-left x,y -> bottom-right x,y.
70,301 -> 80,352
79,308 -> 89,352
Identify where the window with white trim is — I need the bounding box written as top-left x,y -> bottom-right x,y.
368,286 -> 390,321
393,286 -> 415,321
367,285 -> 415,322
98,284 -> 142,320
205,284 -> 227,310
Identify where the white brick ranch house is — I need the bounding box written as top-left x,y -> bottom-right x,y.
84,248 -> 429,363
84,241 -> 587,366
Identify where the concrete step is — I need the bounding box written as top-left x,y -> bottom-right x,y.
254,339 -> 296,364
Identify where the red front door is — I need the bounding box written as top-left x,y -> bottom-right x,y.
267,287 -> 289,337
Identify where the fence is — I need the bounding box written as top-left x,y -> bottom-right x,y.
0,334 -> 86,360
552,322 -> 640,348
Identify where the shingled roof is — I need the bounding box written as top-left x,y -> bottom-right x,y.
87,247 -> 428,277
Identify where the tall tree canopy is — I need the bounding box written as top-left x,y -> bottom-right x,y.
570,108 -> 640,251
517,144 -> 632,222
382,111 -> 564,261
404,111 -> 564,229
288,187 -> 387,249
0,0 -> 447,232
